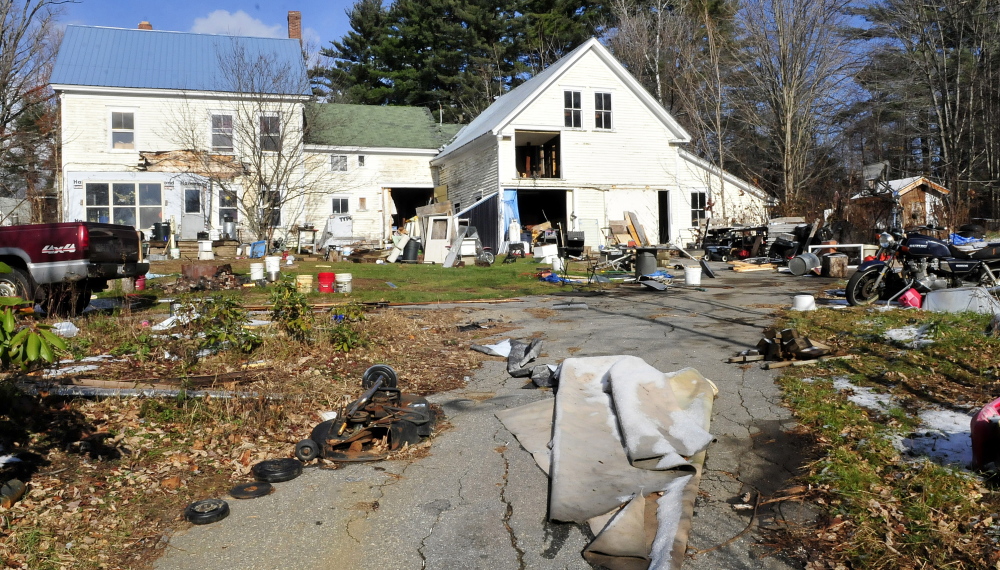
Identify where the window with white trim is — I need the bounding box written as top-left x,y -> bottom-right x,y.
564,91 -> 581,128
358,155 -> 365,167
691,192 -> 707,226
259,115 -> 280,152
211,113 -> 234,152
86,182 -> 162,229
332,197 -> 349,214
595,92 -> 612,129
219,188 -> 238,224
111,111 -> 135,149
331,155 -> 347,171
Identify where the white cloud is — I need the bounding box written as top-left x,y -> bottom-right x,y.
190,10 -> 284,38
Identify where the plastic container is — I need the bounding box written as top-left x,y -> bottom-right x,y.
634,248 -> 657,277
135,275 -> 146,291
296,274 -> 313,294
318,272 -> 336,293
684,266 -> 702,286
792,295 -> 817,311
335,273 -> 353,293
899,288 -> 922,308
169,248 -> 181,260
250,263 -> 264,281
788,252 -> 821,276
402,239 -> 421,263
265,256 -> 281,273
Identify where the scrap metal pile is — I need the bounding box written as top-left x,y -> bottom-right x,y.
295,365 -> 435,462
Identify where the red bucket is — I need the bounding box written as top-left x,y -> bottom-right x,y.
317,272 -> 336,293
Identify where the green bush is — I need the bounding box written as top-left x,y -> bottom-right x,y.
0,298 -> 66,370
270,278 -> 313,342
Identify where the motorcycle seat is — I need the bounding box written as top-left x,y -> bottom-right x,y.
970,245 -> 1000,260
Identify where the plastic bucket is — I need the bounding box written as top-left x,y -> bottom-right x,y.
265,256 -> 281,273
197,251 -> 214,261
792,295 -> 817,311
135,275 -> 146,291
788,252 -> 821,276
335,273 -> 353,293
318,272 -> 336,293
635,248 -> 657,278
250,263 -> 264,280
169,248 -> 180,260
296,274 -> 313,293
684,266 -> 702,286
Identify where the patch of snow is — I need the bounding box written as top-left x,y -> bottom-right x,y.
832,378 -> 895,412
884,324 -> 935,348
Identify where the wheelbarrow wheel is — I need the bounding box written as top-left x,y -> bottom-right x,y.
251,458 -> 303,483
362,364 -> 398,389
184,498 -> 230,525
295,439 -> 320,462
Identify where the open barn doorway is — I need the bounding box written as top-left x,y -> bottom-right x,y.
389,187 -> 434,229
516,189 -> 567,235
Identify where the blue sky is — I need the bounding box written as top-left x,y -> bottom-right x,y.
61,1 -> 357,51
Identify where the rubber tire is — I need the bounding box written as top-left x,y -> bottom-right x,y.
481,251 -> 495,265
846,268 -> 884,306
184,498 -> 230,525
0,267 -> 31,301
229,482 -> 274,499
251,458 -> 303,483
295,439 -> 319,462
362,364 -> 398,389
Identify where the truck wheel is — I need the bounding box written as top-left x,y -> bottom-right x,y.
0,268 -> 31,301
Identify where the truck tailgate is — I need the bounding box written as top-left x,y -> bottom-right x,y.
87,224 -> 141,264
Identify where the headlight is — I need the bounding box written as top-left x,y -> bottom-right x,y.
879,233 -> 895,248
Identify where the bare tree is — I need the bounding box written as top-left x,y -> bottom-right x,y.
730,0 -> 858,210
0,0 -> 67,222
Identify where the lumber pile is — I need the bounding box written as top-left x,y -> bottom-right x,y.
729,260 -> 776,272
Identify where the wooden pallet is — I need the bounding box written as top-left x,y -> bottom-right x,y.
730,260 -> 776,272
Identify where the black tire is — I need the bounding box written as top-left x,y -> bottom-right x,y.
184,499 -> 230,525
229,482 -> 274,499
362,364 -> 398,389
0,267 -> 31,301
251,458 -> 303,483
846,268 -> 885,306
295,439 -> 320,462
480,251 -> 495,265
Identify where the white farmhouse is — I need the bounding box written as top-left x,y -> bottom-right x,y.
433,38 -> 770,251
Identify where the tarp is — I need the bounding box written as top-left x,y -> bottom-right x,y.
497,356 -> 717,570
502,189 -> 520,243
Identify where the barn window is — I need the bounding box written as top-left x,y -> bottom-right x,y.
564,91 -> 581,128
691,192 -> 707,226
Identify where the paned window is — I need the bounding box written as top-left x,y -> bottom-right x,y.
211,114 -> 234,152
260,115 -> 280,152
691,192 -> 707,226
111,111 -> 134,149
86,182 -> 161,229
219,188 -> 238,224
331,155 -> 348,171
595,92 -> 612,129
564,91 -> 581,128
332,197 -> 349,214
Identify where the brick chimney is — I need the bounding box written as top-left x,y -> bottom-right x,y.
138,21 -> 153,30
287,11 -> 301,42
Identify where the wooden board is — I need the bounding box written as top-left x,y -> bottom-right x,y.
730,260 -> 776,272
626,211 -> 649,246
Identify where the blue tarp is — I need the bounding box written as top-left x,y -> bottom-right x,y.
502,190 -> 520,242
951,233 -> 984,245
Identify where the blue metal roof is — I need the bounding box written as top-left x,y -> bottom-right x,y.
51,26 -> 310,96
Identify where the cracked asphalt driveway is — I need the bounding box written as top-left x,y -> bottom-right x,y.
154,266 -> 834,570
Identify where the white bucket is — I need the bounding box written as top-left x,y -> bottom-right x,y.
265,256 -> 281,273
250,263 -> 264,280
198,240 -> 213,252
296,274 -> 313,293
792,295 -> 817,311
197,251 -> 214,261
335,273 -> 353,293
169,248 -> 180,260
551,257 -> 564,272
209,229 -> 220,241
684,266 -> 702,286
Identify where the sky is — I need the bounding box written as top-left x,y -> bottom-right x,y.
60,1 -> 358,53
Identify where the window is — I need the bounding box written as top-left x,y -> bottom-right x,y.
595,92 -> 612,129
564,91 -> 581,128
111,111 -> 134,149
86,182 -> 162,229
331,155 -> 347,171
211,114 -> 234,152
358,155 -> 365,167
261,188 -> 281,227
219,188 -> 238,224
259,115 -> 280,152
691,192 -> 707,226
358,197 -> 367,211
332,197 -> 349,214
184,188 -> 201,214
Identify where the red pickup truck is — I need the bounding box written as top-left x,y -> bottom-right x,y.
0,222 -> 149,315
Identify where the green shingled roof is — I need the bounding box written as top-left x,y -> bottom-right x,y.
306,103 -> 462,149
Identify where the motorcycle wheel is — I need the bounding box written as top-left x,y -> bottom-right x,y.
846,267 -> 885,306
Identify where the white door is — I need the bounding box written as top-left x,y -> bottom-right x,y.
423,215 -> 452,264
180,187 -> 205,240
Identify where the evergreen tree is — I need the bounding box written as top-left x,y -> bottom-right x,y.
312,0 -> 392,103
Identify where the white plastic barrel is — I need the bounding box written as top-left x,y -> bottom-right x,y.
684,266 -> 702,286
335,273 -> 353,293
792,295 -> 817,311
265,256 -> 281,273
250,263 -> 264,280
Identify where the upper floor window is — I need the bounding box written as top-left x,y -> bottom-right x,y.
564,91 -> 581,128
358,155 -> 365,167
331,155 -> 348,171
212,114 -> 234,153
332,197 -> 349,214
691,192 -> 707,227
595,92 -> 612,129
259,115 -> 280,152
111,111 -> 134,149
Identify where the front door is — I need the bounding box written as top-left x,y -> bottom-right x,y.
181,187 -> 205,240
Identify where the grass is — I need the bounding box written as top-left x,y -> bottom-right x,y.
774,305 -> 1000,569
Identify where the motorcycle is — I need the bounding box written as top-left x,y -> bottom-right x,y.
846,227 -> 1000,306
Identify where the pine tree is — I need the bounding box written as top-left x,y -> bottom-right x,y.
312,0 -> 393,103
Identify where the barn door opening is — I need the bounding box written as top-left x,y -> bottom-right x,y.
658,190 -> 670,244
516,189 -> 567,237
390,188 -> 434,228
